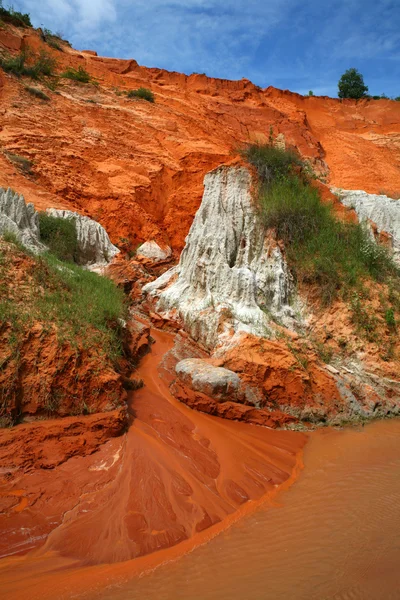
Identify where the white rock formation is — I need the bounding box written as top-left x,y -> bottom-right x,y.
0,188 -> 46,253
175,357 -> 263,406
136,240 -> 172,262
46,208 -> 119,266
335,189 -> 400,262
176,359 -> 241,400
143,166 -> 299,349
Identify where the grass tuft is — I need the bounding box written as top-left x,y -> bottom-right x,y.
127,87 -> 155,103
0,49 -> 57,80
38,212 -> 78,262
0,1 -> 32,27
5,151 -> 33,175
60,66 -> 96,84
241,142 -> 400,307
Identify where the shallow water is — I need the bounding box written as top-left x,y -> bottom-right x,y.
95,418 -> 400,600
1,328 -> 400,599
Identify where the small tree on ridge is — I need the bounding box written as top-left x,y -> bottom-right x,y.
338,68 -> 368,99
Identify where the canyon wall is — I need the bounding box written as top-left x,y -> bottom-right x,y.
0,26 -> 398,254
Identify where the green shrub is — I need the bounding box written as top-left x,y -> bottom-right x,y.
60,66 -> 95,84
0,49 -> 56,79
42,28 -> 63,51
25,86 -> 50,101
38,213 -> 78,263
350,293 -> 378,341
239,143 -> 302,187
242,142 -> 399,306
33,50 -> 57,77
0,51 -> 28,76
384,308 -> 396,330
127,87 -> 155,103
0,1 -> 32,27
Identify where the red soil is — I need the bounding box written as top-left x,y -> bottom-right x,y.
0,27 -> 398,254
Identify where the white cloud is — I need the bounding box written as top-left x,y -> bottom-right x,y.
16,0 -> 117,35
11,0 -> 400,95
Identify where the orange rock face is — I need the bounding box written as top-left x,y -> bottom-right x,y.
0,24 -> 399,585
0,28 -> 399,254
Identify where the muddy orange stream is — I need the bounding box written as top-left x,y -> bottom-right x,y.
98,418 -> 400,600
0,329 -> 306,599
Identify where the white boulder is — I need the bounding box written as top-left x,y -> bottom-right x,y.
136,240 -> 172,262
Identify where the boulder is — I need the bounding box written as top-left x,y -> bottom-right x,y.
136,240 -> 172,262
176,358 -> 242,402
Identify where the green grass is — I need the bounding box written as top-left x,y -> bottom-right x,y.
38,212 -> 78,262
42,28 -> 63,51
242,142 -> 400,306
127,87 -> 155,102
60,66 -> 96,84
240,143 -> 303,186
0,50 -> 57,80
0,1 -> 32,27
0,248 -> 127,362
33,253 -> 126,358
2,230 -> 25,251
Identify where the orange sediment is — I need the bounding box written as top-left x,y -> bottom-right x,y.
0,328 -> 306,599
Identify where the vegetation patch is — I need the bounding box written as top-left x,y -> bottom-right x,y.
241,142 -> 400,308
338,67 -> 368,99
0,240 -> 127,363
38,213 -> 78,262
0,1 -> 32,27
60,66 -> 97,84
127,87 -> 155,103
5,151 -> 33,175
0,49 -> 57,80
42,28 -> 64,51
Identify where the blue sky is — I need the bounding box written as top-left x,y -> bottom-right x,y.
13,0 -> 400,97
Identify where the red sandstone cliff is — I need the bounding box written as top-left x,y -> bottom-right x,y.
0,25 -> 398,255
